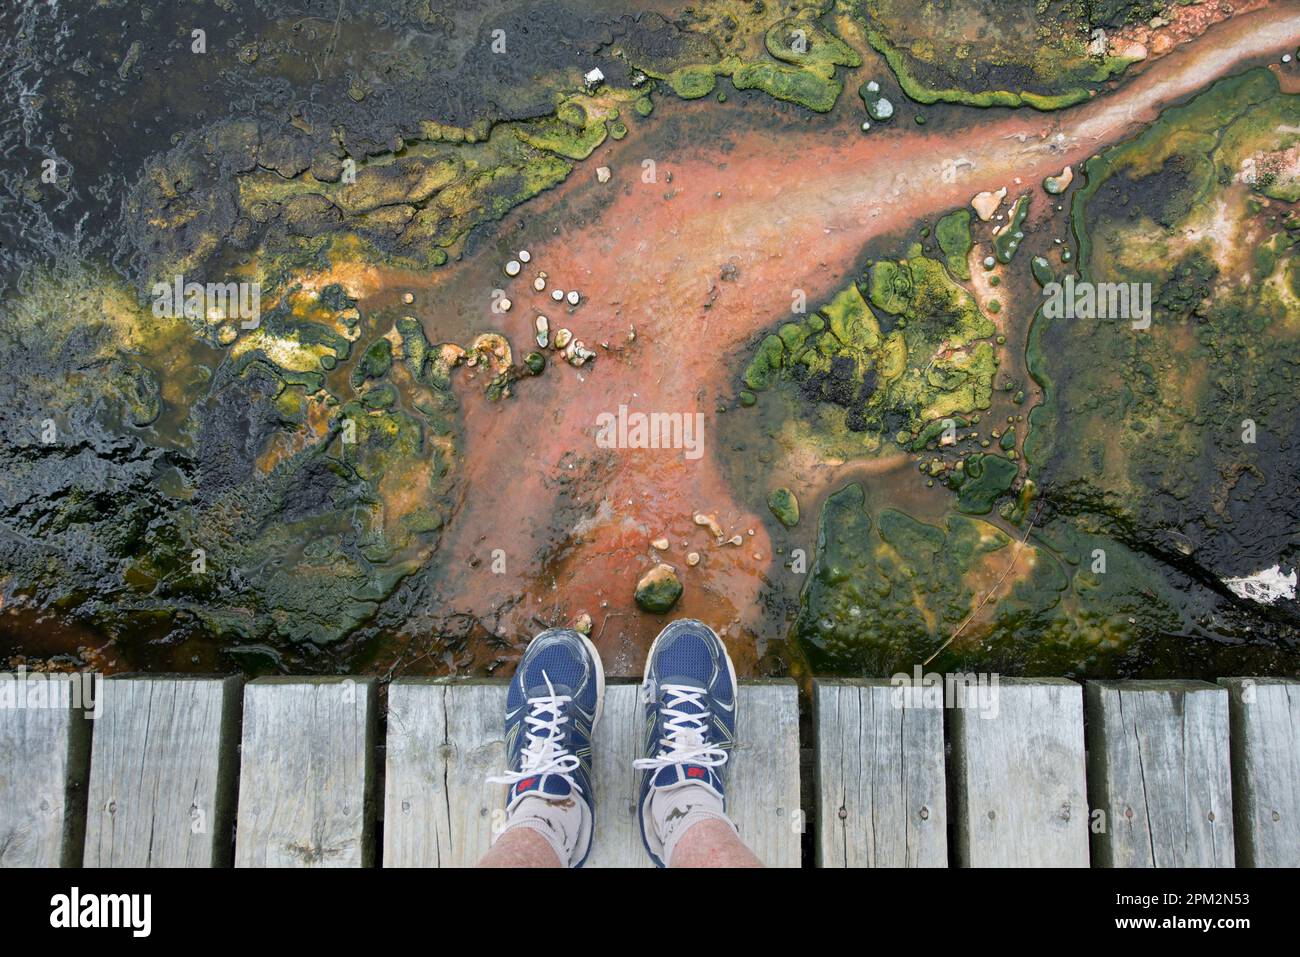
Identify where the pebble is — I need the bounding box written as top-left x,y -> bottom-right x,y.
693,512 -> 723,540
971,186 -> 1007,221
634,563 -> 683,613
574,613 -> 592,635
553,328 -> 573,350
596,166 -> 611,184
652,537 -> 669,550
505,260 -> 521,277
552,289 -> 564,301
535,315 -> 550,348
566,290 -> 580,306
534,274 -> 547,292
402,292 -> 414,304
519,250 -> 531,263
686,552 -> 700,566
499,297 -> 512,312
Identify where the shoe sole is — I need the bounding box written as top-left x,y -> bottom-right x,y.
637,621 -> 738,868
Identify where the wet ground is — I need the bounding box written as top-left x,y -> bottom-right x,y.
2,1 -> 1298,682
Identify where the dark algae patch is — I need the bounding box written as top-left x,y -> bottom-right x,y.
1019,68 -> 1300,673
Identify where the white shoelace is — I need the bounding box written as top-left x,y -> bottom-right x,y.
488,672 -> 584,794
633,683 -> 729,771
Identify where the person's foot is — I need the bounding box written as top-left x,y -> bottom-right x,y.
488,628 -> 605,867
634,618 -> 739,867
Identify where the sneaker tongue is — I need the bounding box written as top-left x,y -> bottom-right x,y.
651,764 -> 721,794
511,774 -> 573,802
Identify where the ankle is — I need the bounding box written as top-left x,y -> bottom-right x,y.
496,792 -> 590,868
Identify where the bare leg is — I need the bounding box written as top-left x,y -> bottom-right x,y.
668,817 -> 764,868
477,825 -> 564,868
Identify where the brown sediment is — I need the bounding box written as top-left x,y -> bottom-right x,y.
395,5 -> 1300,677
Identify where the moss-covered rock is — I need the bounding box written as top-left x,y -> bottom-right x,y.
767,486 -> 800,527
635,563 -> 683,613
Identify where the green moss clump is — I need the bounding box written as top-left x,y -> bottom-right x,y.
994,195 -> 1030,263
351,338 -> 392,389
936,208 -> 972,280
743,254 -> 997,455
732,61 -> 841,113
668,65 -> 718,99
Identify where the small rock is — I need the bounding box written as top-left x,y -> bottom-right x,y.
596,166 -> 611,184
686,552 -> 700,566
867,96 -> 894,121
1043,166 -> 1073,195
498,297 -> 512,312
533,274 -> 547,292
519,250 -> 532,263
505,260 -> 521,277
552,289 -> 564,301
584,67 -> 605,92
651,537 -> 669,550
553,328 -> 573,350
971,186 -> 1007,221
635,563 -> 683,613
693,512 -> 723,540
767,487 -> 800,528
574,612 -> 593,635
566,290 -> 580,306
402,292 -> 415,304
535,315 -> 550,348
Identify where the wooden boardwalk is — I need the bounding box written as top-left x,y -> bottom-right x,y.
1,674 -> 1296,867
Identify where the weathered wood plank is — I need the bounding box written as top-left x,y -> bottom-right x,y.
949,678 -> 1088,867
0,674 -> 94,867
1087,679 -> 1233,867
235,677 -> 377,868
384,679 -> 801,867
725,680 -> 802,868
813,679 -> 946,867
383,679 -> 506,868
84,675 -> 242,867
1218,678 -> 1299,868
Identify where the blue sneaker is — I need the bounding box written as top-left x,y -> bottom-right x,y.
633,619 -> 738,867
489,628 -> 605,867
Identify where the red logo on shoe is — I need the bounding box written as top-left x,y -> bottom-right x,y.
518,776 -> 538,791
686,767 -> 706,779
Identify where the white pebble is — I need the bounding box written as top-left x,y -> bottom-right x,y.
566,290 -> 579,305
505,260 -> 520,276
552,289 -> 564,301
519,250 -> 531,263
533,276 -> 546,292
